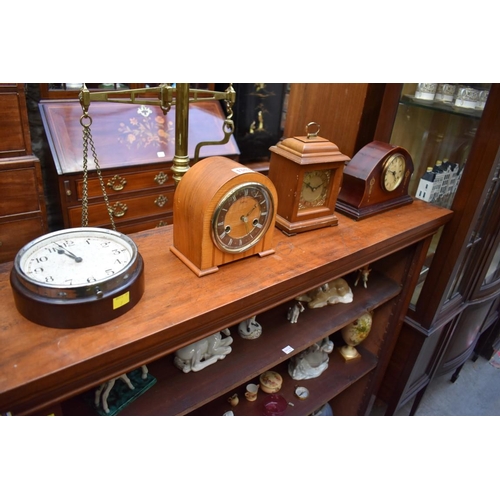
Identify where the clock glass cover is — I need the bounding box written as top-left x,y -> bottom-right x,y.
299,169 -> 331,210
212,182 -> 273,253
14,227 -> 139,299
382,154 -> 406,192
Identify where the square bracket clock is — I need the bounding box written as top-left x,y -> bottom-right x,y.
268,122 -> 350,236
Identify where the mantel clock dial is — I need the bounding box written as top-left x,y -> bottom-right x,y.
268,122 -> 350,236
212,182 -> 274,254
300,169 -> 331,208
170,156 -> 278,276
10,227 -> 145,329
336,141 -> 414,221
382,153 -> 406,192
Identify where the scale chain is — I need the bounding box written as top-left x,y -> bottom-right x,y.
81,112 -> 117,230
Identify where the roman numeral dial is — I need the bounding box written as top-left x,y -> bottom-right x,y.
212,182 -> 273,253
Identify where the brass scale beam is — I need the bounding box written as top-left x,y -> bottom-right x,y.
79,83 -> 236,184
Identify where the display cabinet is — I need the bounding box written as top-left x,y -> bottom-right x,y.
0,201 -> 451,416
373,83 -> 500,415
0,84 -> 47,263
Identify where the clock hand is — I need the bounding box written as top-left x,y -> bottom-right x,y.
55,243 -> 83,263
244,203 -> 258,218
311,182 -> 323,191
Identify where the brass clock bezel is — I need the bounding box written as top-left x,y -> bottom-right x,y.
381,153 -> 406,192
211,181 -> 274,254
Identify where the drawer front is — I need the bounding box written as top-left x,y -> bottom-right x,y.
113,215 -> 173,235
73,167 -> 175,201
67,190 -> 174,227
0,166 -> 41,216
0,216 -> 45,263
0,87 -> 31,158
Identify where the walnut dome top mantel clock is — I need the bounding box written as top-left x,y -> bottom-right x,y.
267,122 -> 350,236
170,156 -> 278,276
336,141 -> 414,221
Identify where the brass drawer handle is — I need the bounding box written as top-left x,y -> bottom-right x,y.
154,195 -> 168,208
111,202 -> 128,218
107,175 -> 127,191
154,172 -> 168,185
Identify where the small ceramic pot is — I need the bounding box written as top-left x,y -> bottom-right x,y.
259,371 -> 283,393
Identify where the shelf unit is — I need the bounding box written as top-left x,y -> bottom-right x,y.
0,201 -> 451,416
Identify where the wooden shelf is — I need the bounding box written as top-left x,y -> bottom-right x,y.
192,348 -> 377,417
61,272 -> 397,416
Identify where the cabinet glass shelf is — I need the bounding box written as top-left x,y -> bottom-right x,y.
390,83 -> 491,306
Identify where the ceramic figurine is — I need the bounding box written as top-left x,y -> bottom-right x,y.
295,278 -> 353,308
174,328 -> 233,373
288,337 -> 334,380
94,365 -> 148,414
238,315 -> 262,340
354,265 -> 371,288
228,393 -> 239,407
245,383 -> 260,401
259,370 -> 283,393
340,311 -> 373,361
287,301 -> 305,323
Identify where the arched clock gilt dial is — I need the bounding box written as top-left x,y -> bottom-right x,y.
212,182 -> 274,253
382,154 -> 406,192
299,170 -> 331,209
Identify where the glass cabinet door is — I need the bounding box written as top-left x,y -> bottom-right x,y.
387,83 -> 492,307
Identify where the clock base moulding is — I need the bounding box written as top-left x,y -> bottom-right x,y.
336,194 -> 413,221
275,212 -> 339,236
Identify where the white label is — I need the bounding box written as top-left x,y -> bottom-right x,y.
282,345 -> 294,354
232,167 -> 253,175
157,151 -> 165,158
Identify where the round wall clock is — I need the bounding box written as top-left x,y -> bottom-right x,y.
10,227 -> 145,328
170,156 -> 278,276
336,141 -> 414,221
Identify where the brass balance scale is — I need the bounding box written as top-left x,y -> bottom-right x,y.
10,84 -> 238,328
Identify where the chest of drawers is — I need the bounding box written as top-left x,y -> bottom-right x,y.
39,99 -> 240,233
0,84 -> 47,263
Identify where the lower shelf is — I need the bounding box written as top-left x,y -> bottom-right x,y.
61,271 -> 397,416
191,347 -> 377,416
